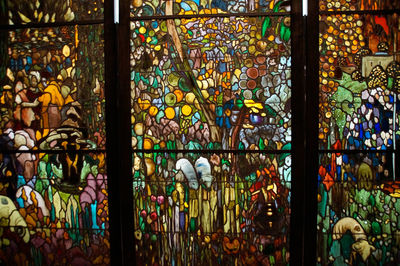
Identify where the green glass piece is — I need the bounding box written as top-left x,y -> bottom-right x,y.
190,218 -> 196,232
371,221 -> 381,235
259,137 -> 265,150
339,233 -> 353,259
165,92 -> 177,106
265,104 -> 277,117
161,158 -> 167,168
166,184 -> 174,196
388,77 -> 393,89
280,23 -> 291,42
368,194 -> 375,207
178,77 -> 191,92
262,17 -> 271,37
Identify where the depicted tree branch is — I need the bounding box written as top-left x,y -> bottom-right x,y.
165,1 -> 184,62
164,0 -> 221,143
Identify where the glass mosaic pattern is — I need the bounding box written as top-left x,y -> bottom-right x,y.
319,14 -> 400,150
131,0 -> 291,17
317,152 -> 400,265
319,0 -> 400,11
131,16 -> 292,151
131,1 -> 292,264
317,1 -> 400,264
133,152 -> 291,264
0,2 -> 108,263
4,0 -> 104,25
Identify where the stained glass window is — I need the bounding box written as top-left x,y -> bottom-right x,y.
317,0 -> 400,264
130,0 -> 292,264
7,0 -> 400,264
0,1 -> 109,264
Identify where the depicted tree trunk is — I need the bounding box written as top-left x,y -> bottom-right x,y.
164,0 -> 222,145
164,1 -> 255,236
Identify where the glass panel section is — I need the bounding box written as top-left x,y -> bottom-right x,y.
0,2 -> 107,263
130,0 -> 291,18
0,151 -> 109,264
4,0 -> 104,25
131,16 -> 291,151
131,5 -> 292,265
317,152 -> 400,265
133,151 -> 291,264
319,14 -> 400,150
317,3 -> 400,264
319,0 -> 400,11
0,24 -> 106,151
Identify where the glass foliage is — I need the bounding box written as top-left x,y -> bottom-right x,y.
131,1 -> 292,264
131,0 -> 291,17
319,14 -> 400,150
0,5 -> 108,263
131,16 -> 292,151
133,152 -> 291,264
318,0 -> 400,263
319,0 -> 400,11
317,152 -> 400,265
3,0 -> 104,25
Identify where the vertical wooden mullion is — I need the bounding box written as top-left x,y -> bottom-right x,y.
289,0 -> 306,264
304,0 -> 320,264
105,0 -> 135,264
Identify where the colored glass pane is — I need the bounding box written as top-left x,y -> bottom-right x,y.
131,2 -> 293,263
130,0 -> 291,18
0,25 -> 106,151
0,151 -> 109,264
133,152 -> 291,264
319,0 -> 400,11
0,3 -> 107,263
131,16 -> 292,151
317,152 -> 400,265
3,0 -> 103,25
319,14 -> 400,150
317,3 -> 400,265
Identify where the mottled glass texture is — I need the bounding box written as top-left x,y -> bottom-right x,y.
131,1 -> 292,264
319,0 -> 400,11
317,1 -> 400,264
131,0 -> 291,17
133,152 -> 291,264
319,14 -> 400,150
0,7 -> 108,264
4,0 -> 103,25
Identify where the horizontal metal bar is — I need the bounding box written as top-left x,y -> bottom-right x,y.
132,180 -> 291,183
0,225 -> 107,231
318,149 -> 394,153
0,149 -> 106,154
133,149 -> 291,154
130,11 -> 291,21
0,19 -> 104,30
126,230 -> 288,236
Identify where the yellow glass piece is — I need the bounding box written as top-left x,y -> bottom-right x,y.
165,107 -> 175,119
181,104 -> 192,116
244,100 -> 263,110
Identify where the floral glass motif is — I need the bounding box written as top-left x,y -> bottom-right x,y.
4,0 -> 104,25
319,14 -> 400,150
131,0 -> 292,264
0,5 -> 108,264
317,0 -> 400,264
131,0 -> 291,17
133,152 -> 291,264
319,0 -> 400,11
